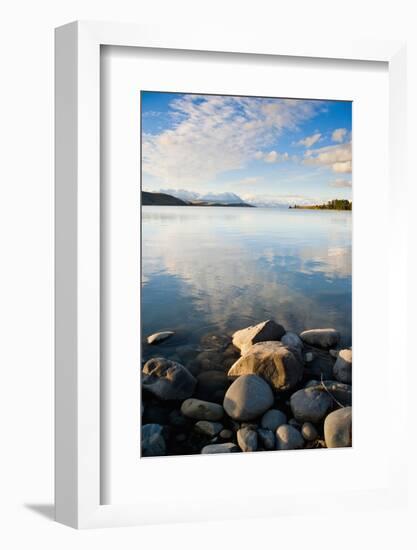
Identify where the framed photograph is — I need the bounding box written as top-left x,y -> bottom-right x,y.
55,21 -> 407,528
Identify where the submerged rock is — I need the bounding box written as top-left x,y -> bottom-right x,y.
324,407 -> 352,448
147,331 -> 175,344
142,357 -> 197,400
261,409 -> 287,432
142,423 -> 166,456
299,328 -> 340,349
232,320 -> 285,353
333,349 -> 352,384
290,387 -> 333,423
223,374 -> 274,421
275,424 -> 304,450
181,398 -> 224,421
195,370 -> 231,404
228,341 -> 303,391
237,427 -> 258,452
201,442 -> 239,454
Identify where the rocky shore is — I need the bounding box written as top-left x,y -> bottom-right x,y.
141,320 -> 352,457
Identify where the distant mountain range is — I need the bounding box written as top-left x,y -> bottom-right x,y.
142,191 -> 254,207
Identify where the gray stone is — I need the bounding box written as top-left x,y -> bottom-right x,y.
288,418 -> 301,429
142,357 -> 197,400
308,381 -> 352,407
201,442 -> 239,454
232,320 -> 285,352
257,428 -> 275,450
333,349 -> 352,384
299,328 -> 340,349
223,374 -> 274,421
228,341 -> 303,392
195,370 -> 231,404
181,398 -> 224,421
281,331 -> 303,351
290,387 -> 333,423
301,422 -> 319,441
261,409 -> 287,432
324,407 -> 352,448
194,420 -> 223,436
275,424 -> 305,450
147,331 -> 175,344
219,429 -> 233,439
141,424 -> 166,457
237,427 -> 258,452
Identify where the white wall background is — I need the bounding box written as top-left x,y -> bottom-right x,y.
0,0 -> 416,547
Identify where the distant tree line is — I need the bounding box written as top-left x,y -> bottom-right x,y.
290,199 -> 352,211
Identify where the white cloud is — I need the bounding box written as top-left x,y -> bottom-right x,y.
329,178 -> 352,188
238,176 -> 263,185
332,128 -> 348,143
143,95 -> 322,185
255,150 -> 289,163
297,132 -> 321,147
304,142 -> 352,173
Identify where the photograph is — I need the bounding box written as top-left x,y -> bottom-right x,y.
140,91 -> 352,457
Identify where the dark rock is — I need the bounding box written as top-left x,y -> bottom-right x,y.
142,423 -> 166,456
142,357 -> 197,400
301,422 -> 319,441
308,381 -> 352,407
333,349 -> 352,384
200,333 -> 231,350
260,409 -> 287,431
275,424 -> 304,450
194,420 -> 223,436
290,387 -> 333,423
300,328 -> 340,349
237,427 -> 258,452
195,370 -> 231,404
257,428 -> 275,450
181,398 -> 224,421
219,429 -> 233,439
223,374 -> 274,421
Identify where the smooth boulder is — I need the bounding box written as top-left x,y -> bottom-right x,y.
300,328 -> 340,349
223,374 -> 274,421
181,398 -> 223,421
142,357 -> 197,400
261,409 -> 287,432
333,349 -> 352,384
308,381 -> 352,407
228,341 -> 303,392
281,331 -> 303,352
276,424 -> 305,450
301,422 -> 319,441
237,427 -> 258,452
232,320 -> 285,352
201,442 -> 239,454
290,387 -> 333,423
141,424 -> 166,457
324,407 -> 352,448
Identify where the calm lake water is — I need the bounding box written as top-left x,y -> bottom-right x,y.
141,206 -> 352,358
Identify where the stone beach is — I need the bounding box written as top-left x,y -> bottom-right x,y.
141,320 -> 352,456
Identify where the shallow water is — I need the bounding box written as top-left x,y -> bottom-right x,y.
141,206 -> 352,358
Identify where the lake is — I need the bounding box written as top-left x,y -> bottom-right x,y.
141,206 -> 352,359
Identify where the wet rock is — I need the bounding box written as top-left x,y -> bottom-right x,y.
195,350 -> 225,371
301,422 -> 319,441
237,427 -> 258,452
276,424 -> 304,450
142,357 -> 197,400
201,442 -> 239,454
290,387 -> 333,423
195,370 -> 231,404
261,409 -> 287,432
223,374 -> 274,421
324,407 -> 352,448
258,428 -> 275,450
300,328 -> 340,349
232,320 -> 286,352
228,341 -> 303,392
194,420 -> 223,436
142,424 -> 166,456
147,331 -> 175,344
181,398 -> 224,421
200,333 -> 231,350
333,349 -> 352,384
168,409 -> 188,428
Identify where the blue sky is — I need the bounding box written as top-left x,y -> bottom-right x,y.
141,91 -> 352,206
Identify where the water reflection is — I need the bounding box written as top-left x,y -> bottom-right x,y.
141,206 -> 352,349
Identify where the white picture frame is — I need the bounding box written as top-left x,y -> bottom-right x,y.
55,20 -> 407,529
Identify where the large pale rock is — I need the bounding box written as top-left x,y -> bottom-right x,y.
290,387 -> 333,423
333,349 -> 352,384
232,320 -> 285,352
237,427 -> 258,452
275,424 -> 305,450
324,407 -> 352,448
142,357 -> 197,400
261,409 -> 287,432
228,341 -> 303,391
141,424 -> 166,457
147,331 -> 175,344
201,442 -> 239,454
181,398 -> 223,421
223,374 -> 274,421
300,328 -> 340,349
